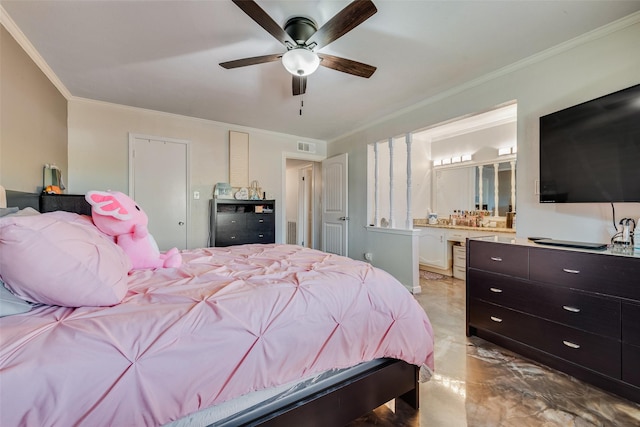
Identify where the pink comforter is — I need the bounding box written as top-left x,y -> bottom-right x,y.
1,244 -> 434,426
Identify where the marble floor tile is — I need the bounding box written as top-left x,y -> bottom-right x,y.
347,276 -> 640,426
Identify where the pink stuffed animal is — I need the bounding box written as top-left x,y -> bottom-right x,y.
85,190 -> 182,270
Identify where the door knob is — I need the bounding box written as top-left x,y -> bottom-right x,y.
338,216 -> 350,221
178,221 -> 185,226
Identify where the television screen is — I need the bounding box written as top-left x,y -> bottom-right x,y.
539,83 -> 640,203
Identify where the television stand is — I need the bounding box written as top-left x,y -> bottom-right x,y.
534,238 -> 607,250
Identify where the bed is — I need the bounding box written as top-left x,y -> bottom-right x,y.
0,189 -> 435,426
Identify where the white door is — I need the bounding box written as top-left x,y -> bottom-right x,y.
130,135 -> 188,251
297,165 -> 313,248
322,153 -> 348,256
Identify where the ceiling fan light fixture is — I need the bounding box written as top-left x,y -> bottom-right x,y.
282,48 -> 320,76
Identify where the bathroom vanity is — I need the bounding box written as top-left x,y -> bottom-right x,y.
414,221 -> 515,277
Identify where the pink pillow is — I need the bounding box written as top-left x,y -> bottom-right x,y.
0,211 -> 131,307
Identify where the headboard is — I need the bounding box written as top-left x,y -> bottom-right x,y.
5,190 -> 40,210
5,190 -> 91,215
40,194 -> 92,216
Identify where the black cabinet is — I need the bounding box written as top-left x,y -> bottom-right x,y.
210,199 -> 275,247
467,238 -> 640,403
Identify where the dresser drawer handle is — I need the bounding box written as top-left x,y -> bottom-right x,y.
563,340 -> 580,349
258,234 -> 264,238
490,316 -> 503,323
562,268 -> 580,274
562,305 -> 581,313
489,287 -> 503,293
230,236 -> 236,239
259,219 -> 264,223
490,257 -> 503,262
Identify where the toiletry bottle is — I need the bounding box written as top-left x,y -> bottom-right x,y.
634,217 -> 640,251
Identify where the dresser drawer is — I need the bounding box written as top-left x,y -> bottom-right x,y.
251,229 -> 275,243
247,214 -> 274,229
216,213 -> 246,230
622,343 -> 640,387
530,248 -> 640,300
215,233 -> 247,246
623,302 -> 640,346
469,299 -> 621,378
453,245 -> 466,267
217,230 -> 274,246
468,270 -> 620,338
448,230 -> 469,243
453,265 -> 466,280
467,240 -> 528,278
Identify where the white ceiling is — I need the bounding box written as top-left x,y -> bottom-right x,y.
3,1 -> 640,141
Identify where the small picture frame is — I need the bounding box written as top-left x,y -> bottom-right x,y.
214,183 -> 233,199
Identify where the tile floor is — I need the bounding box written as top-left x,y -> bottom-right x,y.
347,275 -> 640,426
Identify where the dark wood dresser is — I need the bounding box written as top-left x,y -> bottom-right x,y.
209,198 -> 275,247
466,237 -> 640,403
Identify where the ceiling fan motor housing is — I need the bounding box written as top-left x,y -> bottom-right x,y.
284,17 -> 317,46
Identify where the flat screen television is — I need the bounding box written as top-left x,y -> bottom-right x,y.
539,83 -> 640,203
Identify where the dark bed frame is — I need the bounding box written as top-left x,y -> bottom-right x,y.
5,190 -> 421,426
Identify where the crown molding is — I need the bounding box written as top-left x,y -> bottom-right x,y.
330,11 -> 640,143
70,97 -> 327,143
1,5 -> 71,99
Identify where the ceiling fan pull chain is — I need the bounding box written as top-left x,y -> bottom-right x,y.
299,79 -> 304,115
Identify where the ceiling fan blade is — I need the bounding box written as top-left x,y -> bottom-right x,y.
232,0 -> 295,46
220,53 -> 282,69
292,75 -> 307,96
318,53 -> 376,78
305,0 -> 377,50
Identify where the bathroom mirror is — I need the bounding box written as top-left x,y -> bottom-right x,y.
435,167 -> 475,216
434,160 -> 516,218
43,164 -> 65,193
475,161 -> 516,216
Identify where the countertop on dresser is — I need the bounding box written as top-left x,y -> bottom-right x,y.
472,235 -> 640,259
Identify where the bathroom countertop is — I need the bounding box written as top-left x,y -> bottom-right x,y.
413,219 -> 515,234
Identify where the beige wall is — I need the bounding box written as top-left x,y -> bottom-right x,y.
0,26 -> 67,192
1,15 -> 327,250
329,18 -> 640,272
68,99 -> 326,249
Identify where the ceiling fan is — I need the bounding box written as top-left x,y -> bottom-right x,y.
220,0 -> 377,96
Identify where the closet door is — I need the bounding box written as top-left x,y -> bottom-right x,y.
130,135 -> 189,251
